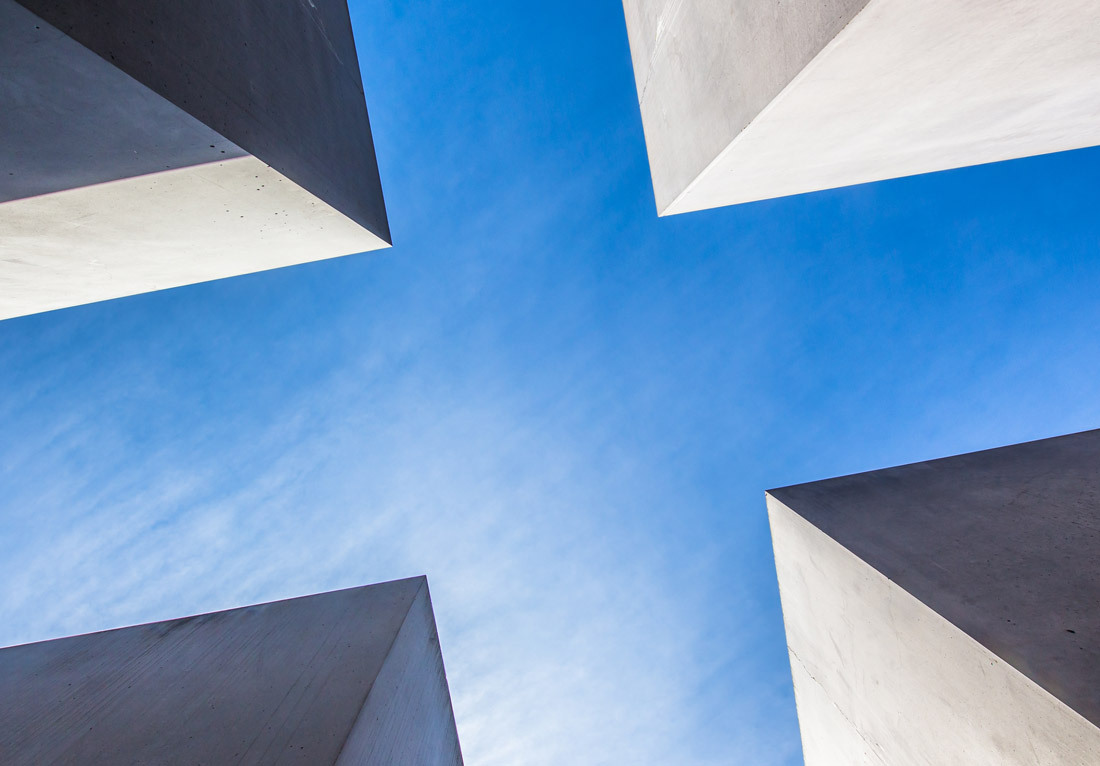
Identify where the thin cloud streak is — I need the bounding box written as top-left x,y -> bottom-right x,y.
3,1 -> 1100,764
0,345 -> 777,765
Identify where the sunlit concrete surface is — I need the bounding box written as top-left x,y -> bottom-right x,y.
0,0 -> 389,320
767,430 -> 1100,765
0,577 -> 463,766
622,0 -> 1100,215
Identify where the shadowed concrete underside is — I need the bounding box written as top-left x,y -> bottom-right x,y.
0,0 -> 390,320
0,578 -> 463,766
768,430 -> 1100,764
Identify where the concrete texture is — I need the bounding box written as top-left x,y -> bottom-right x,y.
767,430 -> 1100,765
0,0 -> 246,203
623,0 -> 1100,215
0,0 -> 389,320
0,577 -> 463,766
0,156 -> 383,320
622,0 -> 867,214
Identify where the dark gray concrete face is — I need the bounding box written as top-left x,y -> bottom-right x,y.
0,577 -> 463,766
0,0 -> 389,320
0,0 -> 246,203
770,429 -> 1100,727
9,0 -> 388,241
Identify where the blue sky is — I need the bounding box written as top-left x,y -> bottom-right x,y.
3,2 -> 1100,764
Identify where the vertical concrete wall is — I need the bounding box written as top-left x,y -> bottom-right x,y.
0,0 -> 245,202
768,430 -> 1100,764
769,495 -> 1100,765
338,584 -> 464,766
14,0 -> 388,239
621,0 -> 868,212
770,429 -> 1100,726
622,0 -> 1100,215
1,0 -> 390,320
0,578 -> 463,765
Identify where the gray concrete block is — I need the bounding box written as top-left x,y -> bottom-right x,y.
0,0 -> 389,320
0,577 -> 463,766
623,0 -> 1100,215
767,430 -> 1100,765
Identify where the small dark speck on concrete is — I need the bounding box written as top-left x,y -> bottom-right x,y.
1067,629 -> 1076,634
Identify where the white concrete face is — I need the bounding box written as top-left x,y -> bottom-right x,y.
768,495 -> 1100,766
624,0 -> 1100,215
0,156 -> 387,319
623,0 -> 867,214
1,0 -> 390,320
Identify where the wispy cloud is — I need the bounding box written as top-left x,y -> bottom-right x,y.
4,2 -> 1100,764
0,324 -> 794,764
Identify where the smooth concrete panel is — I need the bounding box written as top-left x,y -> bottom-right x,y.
1,0 -> 390,319
770,429 -> 1100,728
624,0 -> 1100,215
338,585 -> 464,766
0,156 -> 387,320
0,577 -> 463,765
769,495 -> 1100,766
0,0 -> 246,202
622,0 -> 868,214
14,0 -> 388,239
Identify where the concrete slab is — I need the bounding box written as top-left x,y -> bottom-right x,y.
623,0 -> 1100,215
0,0 -> 389,320
767,430 -> 1100,765
0,577 -> 463,766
